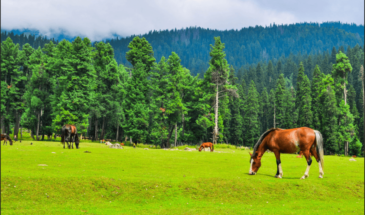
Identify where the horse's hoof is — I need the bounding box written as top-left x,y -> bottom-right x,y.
319,175 -> 323,178
300,175 -> 308,179
275,175 -> 282,178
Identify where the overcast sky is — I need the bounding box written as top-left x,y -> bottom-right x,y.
2,0 -> 364,41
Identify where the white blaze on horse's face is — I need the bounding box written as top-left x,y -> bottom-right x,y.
249,159 -> 253,174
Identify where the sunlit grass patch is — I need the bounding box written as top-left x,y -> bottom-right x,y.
1,139 -> 363,214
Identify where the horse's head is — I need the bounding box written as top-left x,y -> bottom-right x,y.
198,146 -> 203,152
249,152 -> 261,175
75,134 -> 80,149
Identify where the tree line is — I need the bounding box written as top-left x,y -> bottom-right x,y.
1,35 -> 364,156
2,22 -> 364,77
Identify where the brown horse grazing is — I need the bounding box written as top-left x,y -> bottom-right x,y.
61,125 -> 80,149
249,127 -> 324,179
1,134 -> 13,145
199,142 -> 214,152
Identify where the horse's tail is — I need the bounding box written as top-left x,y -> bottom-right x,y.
314,130 -> 324,170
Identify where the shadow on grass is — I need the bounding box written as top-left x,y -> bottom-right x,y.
246,173 -> 300,180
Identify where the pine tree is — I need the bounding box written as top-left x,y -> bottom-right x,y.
296,62 -> 305,108
330,47 -> 337,65
204,37 -> 237,144
297,75 -> 313,127
1,37 -> 22,135
337,100 -> 356,155
51,37 -> 96,135
267,60 -> 275,91
237,79 -> 246,145
321,84 -> 338,154
122,37 -> 156,145
311,65 -> 323,130
275,74 -> 286,128
260,87 -> 270,132
93,42 -> 119,140
256,63 -> 264,94
332,51 -> 354,155
244,81 -> 260,147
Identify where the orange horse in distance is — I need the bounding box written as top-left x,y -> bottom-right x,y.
199,142 -> 214,152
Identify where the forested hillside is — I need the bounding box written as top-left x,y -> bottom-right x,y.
2,22 -> 364,76
1,22 -> 364,156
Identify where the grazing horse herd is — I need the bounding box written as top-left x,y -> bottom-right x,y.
2,126 -> 325,179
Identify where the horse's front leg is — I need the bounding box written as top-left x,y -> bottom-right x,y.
273,151 -> 283,178
301,151 -> 312,179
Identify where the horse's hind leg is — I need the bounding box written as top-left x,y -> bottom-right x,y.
301,150 -> 312,179
310,146 -> 324,178
273,151 -> 283,178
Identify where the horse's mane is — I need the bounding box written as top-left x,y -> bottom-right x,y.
252,128 -> 281,158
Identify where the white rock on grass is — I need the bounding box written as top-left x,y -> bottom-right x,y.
349,158 -> 356,161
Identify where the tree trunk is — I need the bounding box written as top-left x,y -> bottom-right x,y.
344,75 -> 347,105
213,84 -> 219,144
95,118 -> 98,141
344,75 -> 349,156
41,133 -> 45,141
101,116 -> 105,140
36,111 -> 40,140
181,111 -> 185,145
125,136 -> 128,143
1,116 -> 4,134
130,137 -> 132,145
31,129 -> 35,140
14,110 -> 20,139
174,123 -> 177,147
166,125 -> 175,148
116,122 -> 119,142
20,126 -> 22,139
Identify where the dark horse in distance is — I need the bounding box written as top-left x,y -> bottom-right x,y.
1,134 -> 13,145
249,127 -> 324,179
61,125 -> 79,149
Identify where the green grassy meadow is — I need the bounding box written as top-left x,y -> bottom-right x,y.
1,139 -> 364,215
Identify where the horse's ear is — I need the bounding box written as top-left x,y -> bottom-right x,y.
249,152 -> 252,157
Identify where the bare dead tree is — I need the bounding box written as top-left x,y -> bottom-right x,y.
211,69 -> 238,144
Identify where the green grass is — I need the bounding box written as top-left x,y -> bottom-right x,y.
1,139 -> 364,215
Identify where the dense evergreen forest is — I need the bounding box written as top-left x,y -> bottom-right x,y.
1,22 -> 364,156
2,22 -> 364,76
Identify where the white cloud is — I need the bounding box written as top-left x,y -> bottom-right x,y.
1,0 -> 363,41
